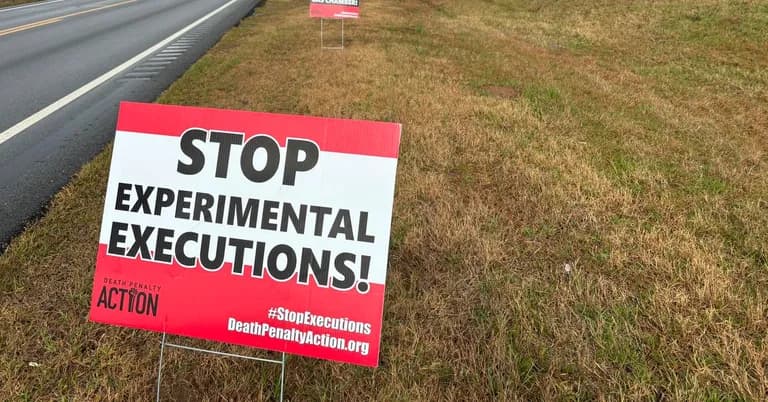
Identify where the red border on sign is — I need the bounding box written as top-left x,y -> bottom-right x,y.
90,245 -> 385,367
92,102 -> 400,367
116,102 -> 398,158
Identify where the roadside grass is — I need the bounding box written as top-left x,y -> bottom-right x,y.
1,0 -> 767,400
0,0 -> 38,8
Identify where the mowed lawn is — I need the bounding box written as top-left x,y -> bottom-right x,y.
1,0 -> 767,400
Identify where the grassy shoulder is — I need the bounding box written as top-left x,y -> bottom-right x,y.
0,0 -> 38,8
2,0 -> 767,400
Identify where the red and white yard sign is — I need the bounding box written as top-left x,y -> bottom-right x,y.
310,0 -> 359,19
89,102 -> 400,367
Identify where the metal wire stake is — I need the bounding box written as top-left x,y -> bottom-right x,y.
154,334 -> 286,400
156,332 -> 167,402
164,342 -> 283,364
320,18 -> 344,50
279,352 -> 286,402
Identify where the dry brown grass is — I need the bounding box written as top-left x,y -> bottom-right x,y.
1,0 -> 767,400
0,0 -> 38,8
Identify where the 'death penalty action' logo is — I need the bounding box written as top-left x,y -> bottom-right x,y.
88,102 -> 401,367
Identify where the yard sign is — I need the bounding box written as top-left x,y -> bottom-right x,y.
89,101 -> 400,367
310,0 -> 360,19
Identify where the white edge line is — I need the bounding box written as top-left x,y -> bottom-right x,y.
0,0 -> 242,146
0,0 -> 66,14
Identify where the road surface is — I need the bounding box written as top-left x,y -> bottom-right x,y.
0,0 -> 259,250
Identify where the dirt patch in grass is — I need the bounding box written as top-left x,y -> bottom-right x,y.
1,0 -> 767,400
485,85 -> 522,100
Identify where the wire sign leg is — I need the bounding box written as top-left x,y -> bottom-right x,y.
156,332 -> 167,402
320,18 -> 345,50
279,352 -> 287,401
155,333 -> 287,401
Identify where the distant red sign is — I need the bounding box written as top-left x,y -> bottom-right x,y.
310,0 -> 359,19
89,102 -> 400,367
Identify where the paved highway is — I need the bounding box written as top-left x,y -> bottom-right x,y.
0,0 -> 259,249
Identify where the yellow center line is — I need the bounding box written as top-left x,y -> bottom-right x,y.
0,0 -> 137,38
0,16 -> 64,36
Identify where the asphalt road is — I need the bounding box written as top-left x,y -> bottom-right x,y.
0,0 -> 259,250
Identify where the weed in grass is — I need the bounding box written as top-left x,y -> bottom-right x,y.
523,85 -> 565,119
